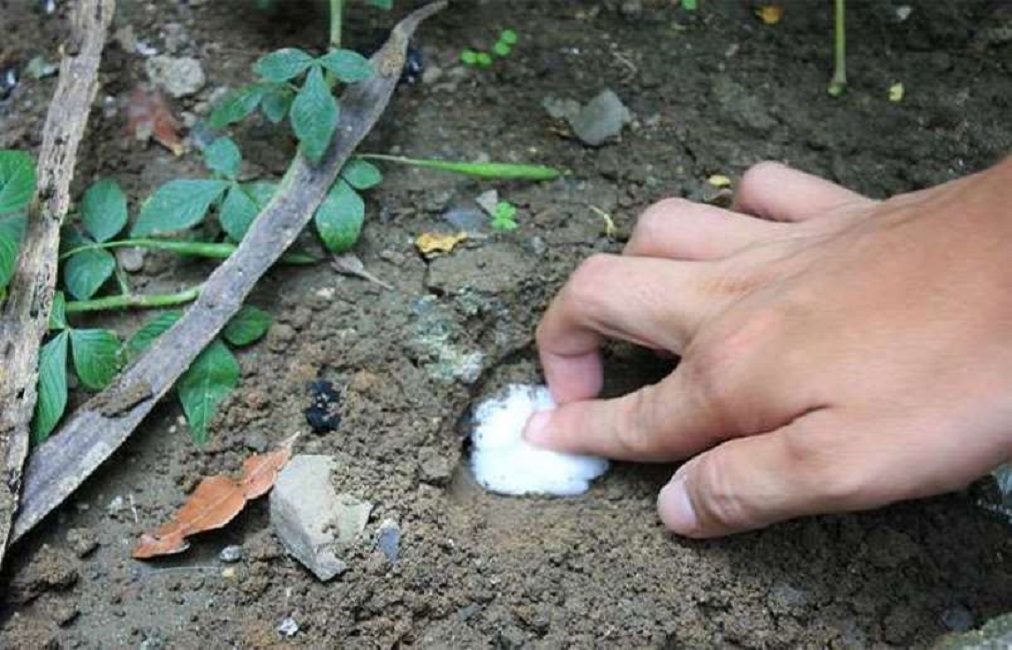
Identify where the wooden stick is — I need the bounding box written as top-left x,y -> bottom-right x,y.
0,0 -> 115,567
11,1 -> 447,545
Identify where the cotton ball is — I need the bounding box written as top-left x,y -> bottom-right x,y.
469,384 -> 609,496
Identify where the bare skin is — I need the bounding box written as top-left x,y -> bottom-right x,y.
525,158 -> 1012,538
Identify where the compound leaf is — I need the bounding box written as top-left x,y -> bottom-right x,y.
177,339 -> 240,445
132,179 -> 228,236
0,214 -> 26,292
319,49 -> 374,83
261,84 -> 294,124
341,159 -> 382,190
219,184 -> 260,242
223,305 -> 272,346
314,179 -> 364,253
204,137 -> 243,180
32,331 -> 69,444
81,178 -> 128,243
0,150 -> 36,214
63,248 -> 116,300
290,65 -> 339,165
209,84 -> 265,128
70,328 -> 121,390
254,48 -> 315,83
122,310 -> 182,362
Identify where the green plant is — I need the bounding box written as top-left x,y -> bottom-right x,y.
490,200 -> 518,231
0,150 -> 36,301
460,29 -> 518,68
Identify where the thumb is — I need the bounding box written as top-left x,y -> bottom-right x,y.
657,412 -> 864,537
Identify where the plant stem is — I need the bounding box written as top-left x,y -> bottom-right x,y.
828,0 -> 846,96
357,153 -> 562,181
66,285 -> 202,313
59,238 -> 318,265
329,0 -> 344,49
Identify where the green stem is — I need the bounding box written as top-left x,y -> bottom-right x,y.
329,0 -> 344,49
60,239 -> 318,265
828,0 -> 846,96
66,285 -> 201,313
357,153 -> 562,181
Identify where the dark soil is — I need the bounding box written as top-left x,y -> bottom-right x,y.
2,0 -> 1011,647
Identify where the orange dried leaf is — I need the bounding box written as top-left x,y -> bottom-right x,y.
755,5 -> 784,25
125,86 -> 185,156
415,231 -> 467,257
132,435 -> 296,559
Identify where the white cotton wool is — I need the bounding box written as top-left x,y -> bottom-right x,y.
469,384 -> 610,496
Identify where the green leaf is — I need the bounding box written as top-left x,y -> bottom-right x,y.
341,159 -> 382,190
254,48 -> 315,83
81,178 -> 128,243
209,84 -> 265,128
0,214 -> 26,291
290,65 -> 339,164
243,180 -> 277,209
219,184 -> 260,241
318,49 -> 374,83
223,305 -> 272,346
0,150 -> 36,214
49,291 -> 67,330
31,331 -> 69,444
132,179 -> 229,236
364,0 -> 392,8
122,310 -> 182,362
70,328 -> 121,390
63,248 -> 116,300
203,137 -> 242,179
177,339 -> 240,444
314,179 -> 364,253
261,85 -> 294,123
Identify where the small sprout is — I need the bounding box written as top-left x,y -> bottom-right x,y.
491,201 -> 518,231
682,0 -> 698,10
475,52 -> 493,68
460,49 -> 479,65
492,41 -> 512,57
499,29 -> 518,45
888,82 -> 904,103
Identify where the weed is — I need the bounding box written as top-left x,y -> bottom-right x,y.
490,201 -> 519,231
460,29 -> 518,68
828,0 -> 846,96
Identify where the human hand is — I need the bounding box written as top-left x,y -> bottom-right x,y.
525,159 -> 1012,538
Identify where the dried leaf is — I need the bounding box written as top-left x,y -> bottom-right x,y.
888,82 -> 904,103
707,174 -> 732,188
132,435 -> 296,559
415,231 -> 467,257
125,86 -> 185,156
755,5 -> 784,25
331,253 -> 393,290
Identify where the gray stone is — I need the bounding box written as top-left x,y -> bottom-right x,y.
568,90 -> 632,146
116,247 -> 146,273
442,206 -> 488,233
542,96 -> 581,122
376,518 -> 401,564
418,447 -> 452,485
65,528 -> 98,558
277,617 -> 299,637
145,55 -> 205,98
218,545 -> 242,563
941,606 -> 975,633
270,455 -> 373,581
474,189 -> 499,217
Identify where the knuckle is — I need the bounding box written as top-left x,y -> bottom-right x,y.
614,385 -> 664,457
740,160 -> 785,190
692,447 -> 756,530
780,425 -> 869,507
628,199 -> 694,248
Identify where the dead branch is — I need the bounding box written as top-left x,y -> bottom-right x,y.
11,1 -> 447,545
0,0 -> 115,567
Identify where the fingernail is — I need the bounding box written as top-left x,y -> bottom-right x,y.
523,411 -> 553,445
658,476 -> 700,535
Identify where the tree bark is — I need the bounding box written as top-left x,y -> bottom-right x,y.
0,0 -> 115,568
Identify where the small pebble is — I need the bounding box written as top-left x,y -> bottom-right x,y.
277,617 -> 299,637
219,545 -> 242,563
304,380 -> 341,434
376,519 -> 401,564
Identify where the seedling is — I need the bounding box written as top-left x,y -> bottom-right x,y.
490,200 -> 519,231
460,29 -> 518,68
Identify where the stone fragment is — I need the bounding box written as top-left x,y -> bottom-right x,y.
219,545 -> 242,563
145,55 -> 206,98
568,90 -> 632,146
376,519 -> 401,564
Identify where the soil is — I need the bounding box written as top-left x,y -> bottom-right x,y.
2,0 -> 1011,647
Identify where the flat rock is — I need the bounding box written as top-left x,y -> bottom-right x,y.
568,89 -> 632,146
269,454 -> 373,581
145,55 -> 205,98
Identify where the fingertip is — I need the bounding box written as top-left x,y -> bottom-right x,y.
541,350 -> 603,404
523,410 -> 554,446
658,474 -> 702,537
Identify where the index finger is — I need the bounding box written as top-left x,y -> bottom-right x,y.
536,254 -> 720,404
